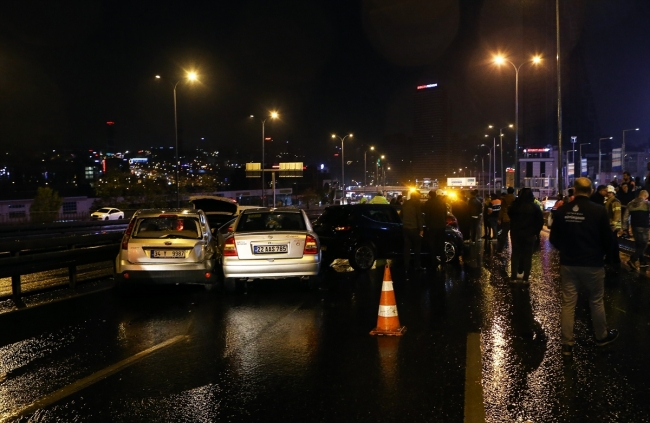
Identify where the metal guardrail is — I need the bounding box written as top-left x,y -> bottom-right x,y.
0,233 -> 122,300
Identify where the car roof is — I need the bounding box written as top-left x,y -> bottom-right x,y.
134,208 -> 203,218
188,195 -> 238,215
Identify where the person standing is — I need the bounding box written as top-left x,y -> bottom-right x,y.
468,189 -> 483,244
604,185 -> 622,268
369,191 -> 389,204
590,184 -> 608,205
508,188 -> 544,283
424,189 -> 448,267
549,177 -> 619,357
497,187 -> 516,253
401,190 -> 425,275
626,190 -> 650,270
487,193 -> 501,241
616,182 -> 635,238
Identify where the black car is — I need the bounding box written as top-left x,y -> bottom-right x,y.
312,204 -> 463,271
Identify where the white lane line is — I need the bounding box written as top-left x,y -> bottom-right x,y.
0,334 -> 188,422
464,332 -> 486,423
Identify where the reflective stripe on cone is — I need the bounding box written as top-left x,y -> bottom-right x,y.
370,265 -> 406,336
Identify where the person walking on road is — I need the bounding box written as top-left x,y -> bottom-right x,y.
497,187 -> 516,253
549,177 -> 619,357
626,190 -> 650,271
508,188 -> 544,284
401,190 -> 425,276
604,185 -> 623,269
424,189 -> 448,268
487,193 -> 501,241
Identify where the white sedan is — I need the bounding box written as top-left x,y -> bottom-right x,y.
91,207 -> 125,220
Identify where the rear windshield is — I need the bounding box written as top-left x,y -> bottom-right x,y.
237,212 -> 305,232
314,207 -> 352,225
133,216 -> 201,239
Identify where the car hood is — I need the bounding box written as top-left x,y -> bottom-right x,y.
189,196 -> 238,215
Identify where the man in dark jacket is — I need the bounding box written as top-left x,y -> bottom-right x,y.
508,188 -> 543,283
550,177 -> 619,357
626,190 -> 650,270
497,187 -> 516,253
590,184 -> 607,205
468,190 -> 483,244
424,189 -> 448,267
401,190 -> 425,274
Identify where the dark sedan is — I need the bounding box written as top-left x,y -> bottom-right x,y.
312,204 -> 463,271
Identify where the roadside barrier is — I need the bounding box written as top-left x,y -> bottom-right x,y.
370,265 -> 406,336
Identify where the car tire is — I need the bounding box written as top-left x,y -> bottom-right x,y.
349,242 -> 376,271
224,277 -> 239,293
104,216 -> 109,221
444,241 -> 457,263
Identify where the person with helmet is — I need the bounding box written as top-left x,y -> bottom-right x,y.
369,191 -> 389,204
604,184 -> 622,269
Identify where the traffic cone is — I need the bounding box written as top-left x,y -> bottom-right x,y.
370,265 -> 406,336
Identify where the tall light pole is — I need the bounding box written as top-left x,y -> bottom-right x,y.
156,71 -> 198,207
251,112 -> 279,206
376,154 -> 385,187
622,127 -> 639,172
493,54 -> 542,189
364,146 -> 374,186
489,124 -> 513,188
598,137 -> 613,184
578,142 -> 590,176
332,134 -> 353,203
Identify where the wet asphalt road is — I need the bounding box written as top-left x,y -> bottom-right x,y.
0,231 -> 649,422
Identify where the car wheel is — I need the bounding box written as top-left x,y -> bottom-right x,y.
349,243 -> 376,271
104,216 -> 109,221
444,241 -> 457,263
224,277 -> 239,293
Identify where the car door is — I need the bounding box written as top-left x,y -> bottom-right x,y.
362,206 -> 403,257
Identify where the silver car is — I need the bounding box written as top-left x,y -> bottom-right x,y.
114,208 -> 217,291
217,208 -> 321,292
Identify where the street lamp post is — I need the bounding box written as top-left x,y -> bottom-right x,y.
156,72 -> 198,208
375,155 -> 385,188
578,142 -> 590,176
251,112 -> 279,206
598,137 -> 613,184
493,55 -> 542,189
622,128 -> 639,172
332,134 -> 353,203
364,146 -> 374,186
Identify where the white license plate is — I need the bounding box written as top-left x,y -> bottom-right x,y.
151,250 -> 185,258
254,245 -> 288,254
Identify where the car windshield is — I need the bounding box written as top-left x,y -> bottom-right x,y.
237,212 -> 305,232
133,216 -> 201,239
97,208 -> 111,213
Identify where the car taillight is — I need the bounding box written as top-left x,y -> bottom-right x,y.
303,235 -> 318,254
223,237 -> 238,256
334,225 -> 352,232
121,219 -> 136,250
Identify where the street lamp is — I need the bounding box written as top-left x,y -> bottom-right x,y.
598,137 -> 613,183
364,146 -> 374,186
622,128 -> 639,172
155,71 -> 199,207
488,124 -> 513,188
578,142 -> 590,176
251,112 -> 279,206
493,54 -> 542,189
376,155 -> 385,187
332,133 -> 353,203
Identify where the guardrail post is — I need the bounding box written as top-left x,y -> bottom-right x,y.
69,265 -> 77,289
11,274 -> 21,299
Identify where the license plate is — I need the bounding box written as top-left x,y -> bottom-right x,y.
151,250 -> 185,258
253,245 -> 288,254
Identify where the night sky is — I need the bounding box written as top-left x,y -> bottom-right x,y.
0,0 -> 648,165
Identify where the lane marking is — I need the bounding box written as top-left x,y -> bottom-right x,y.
1,334 -> 188,422
464,332 -> 486,423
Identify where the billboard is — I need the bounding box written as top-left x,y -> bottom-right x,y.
612,148 -> 622,171
446,177 -> 476,187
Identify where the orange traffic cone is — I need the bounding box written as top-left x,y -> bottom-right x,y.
370,265 -> 406,336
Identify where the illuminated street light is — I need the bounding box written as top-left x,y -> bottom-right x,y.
493,54 -> 542,188
332,134 -> 353,203
155,71 -> 199,207
251,112 -> 279,206
622,128 -> 639,172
